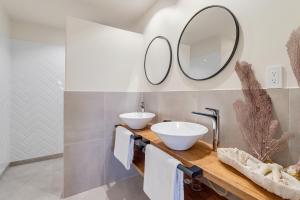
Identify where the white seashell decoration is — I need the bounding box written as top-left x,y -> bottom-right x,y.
217,148 -> 300,200
286,160 -> 300,180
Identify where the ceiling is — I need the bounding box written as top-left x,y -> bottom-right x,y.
0,0 -> 158,29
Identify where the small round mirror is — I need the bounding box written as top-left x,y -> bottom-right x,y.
177,6 -> 239,80
144,36 -> 172,85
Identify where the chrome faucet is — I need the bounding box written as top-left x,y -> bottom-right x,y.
192,108 -> 220,151
139,101 -> 145,112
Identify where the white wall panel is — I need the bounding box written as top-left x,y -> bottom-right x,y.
65,17 -> 145,92
10,39 -> 64,161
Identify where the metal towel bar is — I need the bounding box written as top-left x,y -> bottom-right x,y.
115,124 -> 203,178
131,133 -> 202,178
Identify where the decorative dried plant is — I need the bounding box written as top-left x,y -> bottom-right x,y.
233,61 -> 289,162
286,27 -> 300,175
287,27 -> 300,86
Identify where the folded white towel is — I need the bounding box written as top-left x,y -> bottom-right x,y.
113,126 -> 134,170
143,144 -> 184,200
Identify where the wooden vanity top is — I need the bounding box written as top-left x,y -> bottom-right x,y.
128,126 -> 283,200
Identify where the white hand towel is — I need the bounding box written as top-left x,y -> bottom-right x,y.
143,144 -> 184,200
113,126 -> 134,170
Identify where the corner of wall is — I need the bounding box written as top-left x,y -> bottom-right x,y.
0,3 -> 11,175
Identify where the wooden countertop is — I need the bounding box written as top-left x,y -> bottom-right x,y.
127,126 -> 283,200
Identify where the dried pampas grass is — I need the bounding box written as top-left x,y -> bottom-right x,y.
287,27 -> 300,86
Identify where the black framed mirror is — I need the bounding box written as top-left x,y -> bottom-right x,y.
144,36 -> 172,85
177,5 -> 239,80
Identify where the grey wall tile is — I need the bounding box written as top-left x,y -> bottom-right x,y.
289,89 -> 300,132
195,90 -> 247,151
64,139 -> 105,197
288,88 -> 300,164
104,92 -> 140,137
103,92 -> 140,183
149,89 -> 294,166
64,91 -> 142,197
157,91 -> 198,123
267,89 -> 291,166
63,88 -> 297,198
64,92 -> 105,144
268,89 -> 289,132
143,92 -> 159,123
103,135 -> 137,184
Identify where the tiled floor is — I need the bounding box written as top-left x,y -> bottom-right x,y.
0,158 -> 63,200
0,157 -> 148,200
63,176 -> 149,200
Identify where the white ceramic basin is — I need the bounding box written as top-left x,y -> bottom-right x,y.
151,122 -> 208,150
119,112 -> 155,129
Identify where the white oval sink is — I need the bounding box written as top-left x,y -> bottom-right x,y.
151,121 -> 208,150
119,112 -> 155,129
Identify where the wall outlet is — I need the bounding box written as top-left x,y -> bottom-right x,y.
266,65 -> 283,88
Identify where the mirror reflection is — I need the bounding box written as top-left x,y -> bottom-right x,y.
177,6 -> 239,80
144,36 -> 172,85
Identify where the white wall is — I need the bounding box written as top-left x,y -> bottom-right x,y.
65,1 -> 300,92
5,20 -> 65,162
10,20 -> 65,45
0,5 -> 11,175
134,0 -> 300,91
10,39 -> 64,162
65,17 -> 145,92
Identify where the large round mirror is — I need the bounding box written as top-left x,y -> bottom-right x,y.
144,36 -> 172,85
177,5 -> 239,80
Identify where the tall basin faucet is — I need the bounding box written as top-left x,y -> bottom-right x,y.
192,108 -> 220,151
139,101 -> 145,112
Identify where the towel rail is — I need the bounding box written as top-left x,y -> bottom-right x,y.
134,134 -> 202,177
115,124 -> 203,178
177,164 -> 202,178
133,136 -> 202,178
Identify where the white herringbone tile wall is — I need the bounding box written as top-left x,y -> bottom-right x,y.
10,39 -> 64,162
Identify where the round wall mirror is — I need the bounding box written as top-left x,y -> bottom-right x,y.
177,5 -> 239,80
144,36 -> 172,85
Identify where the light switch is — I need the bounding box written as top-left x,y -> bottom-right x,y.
266,65 -> 283,88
